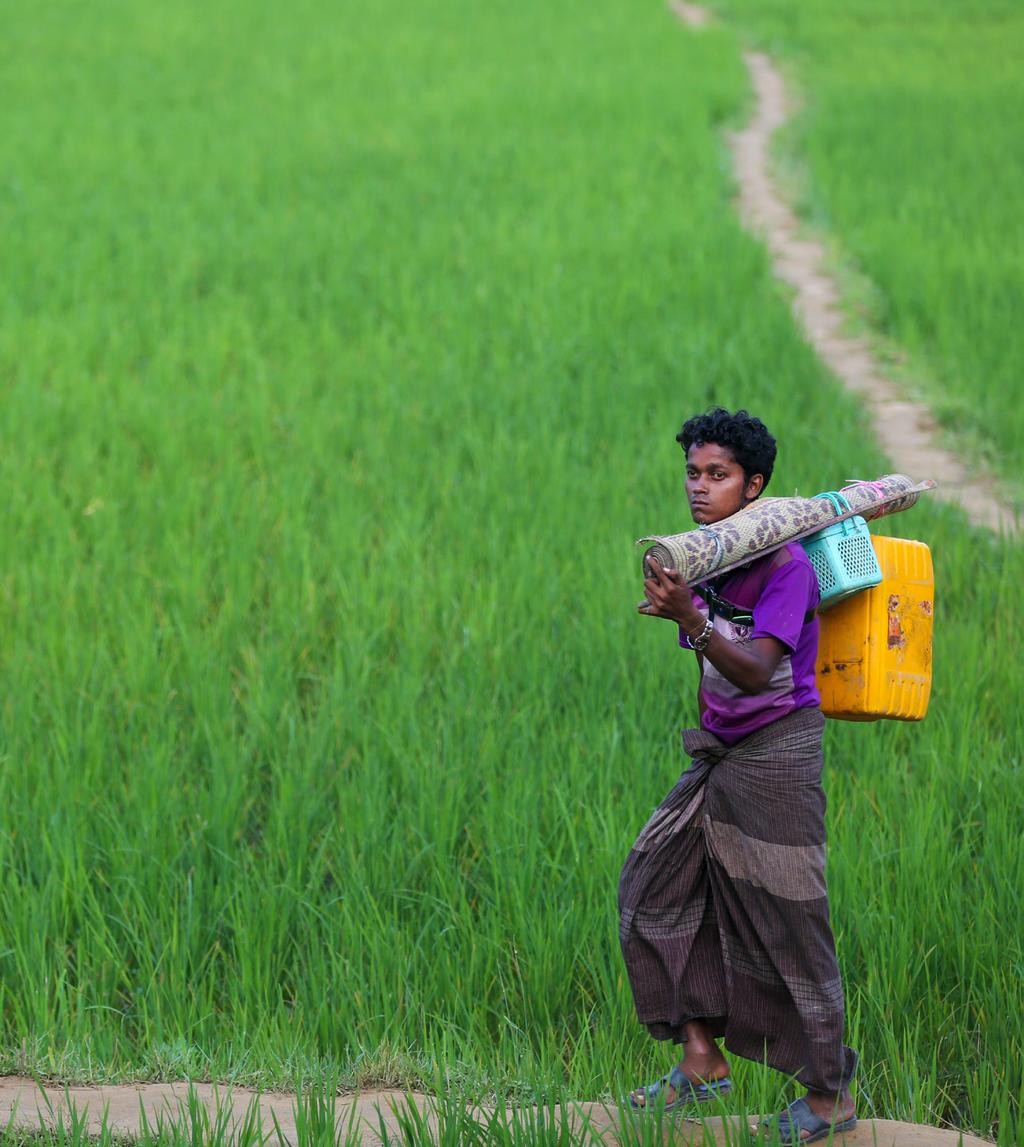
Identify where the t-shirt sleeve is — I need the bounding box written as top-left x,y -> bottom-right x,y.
751,557 -> 819,653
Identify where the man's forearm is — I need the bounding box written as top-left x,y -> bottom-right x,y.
697,632 -> 785,695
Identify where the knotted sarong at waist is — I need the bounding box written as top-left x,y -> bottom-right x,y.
618,707 -> 857,1093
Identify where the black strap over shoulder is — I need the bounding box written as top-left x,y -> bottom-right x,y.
699,574 -> 816,628
700,579 -> 755,627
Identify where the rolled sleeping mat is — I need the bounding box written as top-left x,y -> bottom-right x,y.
639,474 -> 936,586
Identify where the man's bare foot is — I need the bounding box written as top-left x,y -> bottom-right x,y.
803,1088 -> 856,1132
628,1023 -> 729,1110
628,1030 -> 731,1109
764,1089 -> 856,1141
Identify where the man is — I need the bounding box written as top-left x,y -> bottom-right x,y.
620,407 -> 857,1143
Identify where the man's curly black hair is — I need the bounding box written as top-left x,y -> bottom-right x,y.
676,407 -> 777,491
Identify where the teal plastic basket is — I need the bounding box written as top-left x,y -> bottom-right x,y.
801,492 -> 883,611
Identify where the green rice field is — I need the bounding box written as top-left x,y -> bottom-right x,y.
0,0 -> 1021,1143
722,0 -> 1024,495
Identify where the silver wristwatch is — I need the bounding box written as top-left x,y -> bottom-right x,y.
692,618 -> 714,651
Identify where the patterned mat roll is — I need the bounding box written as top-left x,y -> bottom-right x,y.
639,474 -> 935,586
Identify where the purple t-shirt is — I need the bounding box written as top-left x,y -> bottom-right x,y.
679,543 -> 821,744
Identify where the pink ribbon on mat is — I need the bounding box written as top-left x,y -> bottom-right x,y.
842,478 -> 896,517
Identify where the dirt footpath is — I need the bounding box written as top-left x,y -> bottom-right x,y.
672,3 -> 1017,534
0,1077 -> 996,1145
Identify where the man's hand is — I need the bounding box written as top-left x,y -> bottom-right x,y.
638,556 -> 703,629
638,557 -> 788,695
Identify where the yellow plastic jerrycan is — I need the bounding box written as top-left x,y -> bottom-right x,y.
816,536 -> 934,722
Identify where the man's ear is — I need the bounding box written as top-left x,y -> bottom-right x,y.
744,473 -> 765,501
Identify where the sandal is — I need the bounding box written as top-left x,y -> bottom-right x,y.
627,1065 -> 732,1112
763,1097 -> 857,1143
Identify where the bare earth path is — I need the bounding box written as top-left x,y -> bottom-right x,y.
0,1077 -> 996,1145
673,3 -> 1018,534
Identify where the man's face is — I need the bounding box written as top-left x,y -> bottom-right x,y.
685,442 -> 763,525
